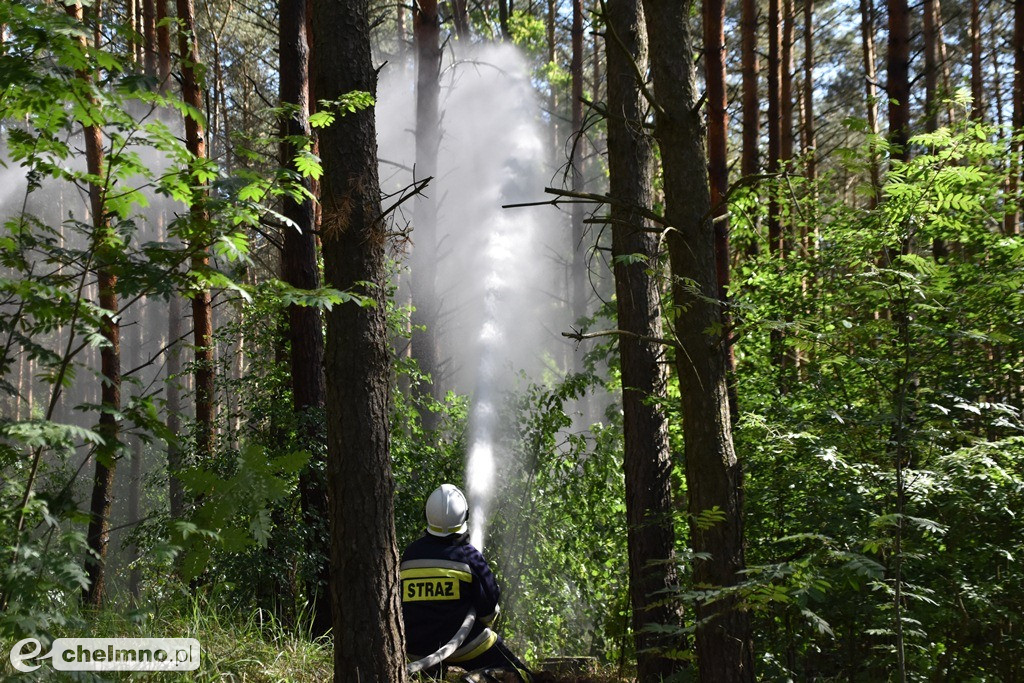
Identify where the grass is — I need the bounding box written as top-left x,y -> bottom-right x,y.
2,590 -> 332,682
1,591 -> 636,682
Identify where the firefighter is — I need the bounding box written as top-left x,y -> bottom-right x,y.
401,484 -> 533,682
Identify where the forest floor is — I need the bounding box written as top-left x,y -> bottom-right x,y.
16,599 -> 632,682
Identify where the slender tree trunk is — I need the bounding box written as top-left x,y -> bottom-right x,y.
142,0 -> 157,77
1008,0 -> 1023,235
860,0 -> 881,204
741,0 -> 759,183
65,0 -> 121,609
923,0 -> 939,133
128,321 -> 143,602
547,0 -> 558,160
166,288 -> 184,519
498,0 -> 510,39
923,0 -> 950,259
767,0 -> 782,253
453,0 -> 470,38
992,4 -> 1005,129
127,0 -> 138,65
571,0 -> 587,337
279,0 -> 331,635
703,0 -> 736,415
781,0 -> 795,169
935,2 -> 954,126
157,0 -> 171,90
411,0 -> 442,411
970,0 -> 982,120
176,0 -> 216,462
641,0 -> 755,678
605,0 -> 683,677
887,0 -> 911,162
311,0 -> 408,677
803,0 -> 816,182
396,0 -> 406,47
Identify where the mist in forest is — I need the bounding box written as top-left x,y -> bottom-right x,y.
377,43 -> 565,550
0,130 -> 188,596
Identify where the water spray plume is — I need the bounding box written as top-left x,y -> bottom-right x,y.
377,44 -> 559,553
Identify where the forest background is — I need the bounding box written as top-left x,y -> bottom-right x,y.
1,0 -> 1023,680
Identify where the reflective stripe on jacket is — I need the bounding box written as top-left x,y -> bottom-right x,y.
400,532 -> 500,658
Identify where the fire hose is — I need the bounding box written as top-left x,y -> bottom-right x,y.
407,607 -> 477,675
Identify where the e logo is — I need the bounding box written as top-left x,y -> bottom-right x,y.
10,637 -> 45,673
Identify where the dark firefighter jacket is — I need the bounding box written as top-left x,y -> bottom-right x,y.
400,532 -> 501,660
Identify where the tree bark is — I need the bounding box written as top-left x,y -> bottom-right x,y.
970,0 -> 982,121
741,0 -> 759,180
176,0 -> 216,462
640,0 -> 755,678
923,0 -> 939,133
860,0 -> 881,204
703,0 -> 736,413
1008,0 -> 1023,235
279,0 -> 331,635
142,0 -> 156,76
767,0 -> 782,253
802,0 -> 816,182
453,0 -> 471,38
571,0 -> 587,339
166,287 -> 185,519
311,0 -> 408,677
127,0 -> 138,65
605,0 -> 683,677
411,0 -> 442,412
498,0 -> 510,39
65,0 -> 121,609
781,0 -> 795,168
887,0 -> 911,162
156,0 -> 171,91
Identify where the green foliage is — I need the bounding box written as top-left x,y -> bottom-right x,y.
171,444 -> 310,581
485,374 -> 631,665
733,118 -> 1024,679
0,0 -> 338,639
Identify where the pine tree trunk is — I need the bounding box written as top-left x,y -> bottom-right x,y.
411,0 -> 442,410
741,0 -> 759,181
279,0 -> 331,635
605,0 -> 683,677
1008,0 -> 1023,235
923,0 -> 939,133
860,0 -> 881,204
311,0 -> 408,677
176,0 -> 216,462
498,0 -> 510,39
935,1 -> 954,126
970,0 -> 982,120
781,0 -> 795,169
127,302 -> 144,602
803,0 -> 816,182
703,0 -> 736,413
547,0 -> 559,162
166,282 -> 185,519
640,0 -> 755,678
767,0 -> 782,253
66,0 -> 121,609
453,0 -> 470,38
156,0 -> 170,91
992,4 -> 1004,128
142,0 -> 157,77
887,0 -> 911,162
127,0 -> 138,65
571,0 -> 587,338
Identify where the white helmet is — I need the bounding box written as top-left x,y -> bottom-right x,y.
425,484 -> 469,537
